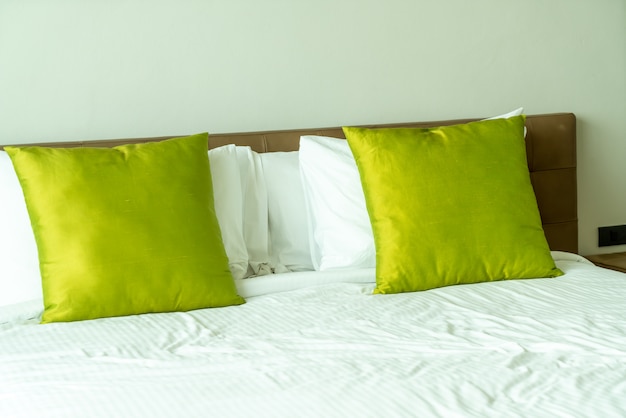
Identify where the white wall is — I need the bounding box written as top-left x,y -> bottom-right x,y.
1,0 -> 624,255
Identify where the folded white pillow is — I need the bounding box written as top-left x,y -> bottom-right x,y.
236,146 -> 272,276
299,108 -> 525,271
260,151 -> 313,272
0,150 -> 43,307
208,145 -> 248,280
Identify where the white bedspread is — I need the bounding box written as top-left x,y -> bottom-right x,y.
1,253 -> 625,417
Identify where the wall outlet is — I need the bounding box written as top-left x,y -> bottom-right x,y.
598,225 -> 626,247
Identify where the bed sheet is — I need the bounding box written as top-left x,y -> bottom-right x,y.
1,253 -> 625,417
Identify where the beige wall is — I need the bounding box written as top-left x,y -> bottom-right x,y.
1,0 -> 624,255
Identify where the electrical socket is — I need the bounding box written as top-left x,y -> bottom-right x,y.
598,225 -> 626,247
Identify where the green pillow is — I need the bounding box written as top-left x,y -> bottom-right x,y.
5,133 -> 244,323
343,116 -> 563,294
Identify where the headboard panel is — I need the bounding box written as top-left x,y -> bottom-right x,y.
1,113 -> 577,253
524,114 -> 577,254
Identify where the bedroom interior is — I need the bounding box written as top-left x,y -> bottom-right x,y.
1,1 -> 625,417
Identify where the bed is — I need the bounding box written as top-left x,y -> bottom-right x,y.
2,112 -> 625,417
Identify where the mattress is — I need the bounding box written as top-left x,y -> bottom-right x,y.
1,252 -> 625,417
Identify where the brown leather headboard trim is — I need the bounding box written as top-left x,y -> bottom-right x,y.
0,113 -> 578,253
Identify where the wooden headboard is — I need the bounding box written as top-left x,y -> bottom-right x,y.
1,113 -> 578,253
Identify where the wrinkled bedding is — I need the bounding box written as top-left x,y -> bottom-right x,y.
1,253 -> 625,417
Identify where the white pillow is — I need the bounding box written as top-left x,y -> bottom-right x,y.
236,146 -> 272,276
0,151 -> 43,307
208,145 -> 248,280
260,151 -> 313,273
299,136 -> 375,271
299,108 -> 525,271
486,107 -> 524,120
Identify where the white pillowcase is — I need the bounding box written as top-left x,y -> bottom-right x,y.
486,107 -> 524,120
236,146 -> 272,276
0,151 -> 43,307
299,108 -> 525,271
260,151 -> 313,273
299,136 -> 375,271
208,145 -> 248,280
